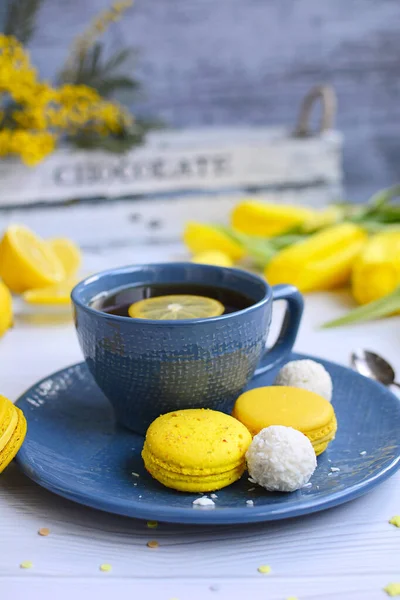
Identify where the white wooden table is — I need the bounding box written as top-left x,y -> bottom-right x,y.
1,243 -> 399,600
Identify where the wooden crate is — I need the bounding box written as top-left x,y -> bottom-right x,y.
0,86 -> 342,247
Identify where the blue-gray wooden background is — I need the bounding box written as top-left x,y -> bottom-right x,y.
3,0 -> 400,200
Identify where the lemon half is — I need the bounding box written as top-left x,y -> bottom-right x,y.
0,225 -> 65,293
128,295 -> 225,320
22,278 -> 77,306
47,238 -> 81,278
0,280 -> 12,337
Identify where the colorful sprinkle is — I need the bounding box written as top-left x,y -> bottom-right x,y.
257,565 -> 271,574
147,540 -> 159,549
384,583 -> 400,596
389,516 -> 400,528
99,563 -> 112,572
38,527 -> 50,537
20,561 -> 33,569
147,520 -> 158,529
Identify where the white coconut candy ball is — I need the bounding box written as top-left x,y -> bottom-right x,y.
274,359 -> 333,402
246,425 -> 317,492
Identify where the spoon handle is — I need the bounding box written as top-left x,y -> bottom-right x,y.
392,381 -> 400,389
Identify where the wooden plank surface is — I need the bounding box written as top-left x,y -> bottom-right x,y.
0,240 -> 400,600
22,0 -> 400,200
0,128 -> 342,205
0,190 -> 339,249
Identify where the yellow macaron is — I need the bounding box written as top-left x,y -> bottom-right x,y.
142,408 -> 252,492
232,386 -> 337,455
0,395 -> 27,473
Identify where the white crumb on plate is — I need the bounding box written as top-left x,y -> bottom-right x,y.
246,500 -> 254,507
131,472 -> 140,477
210,493 -> 218,499
330,467 -> 340,473
360,451 -> 367,456
302,482 -> 312,489
248,487 -> 255,492
133,483 -> 138,486
192,496 -> 215,507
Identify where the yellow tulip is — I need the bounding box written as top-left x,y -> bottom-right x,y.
191,250 -> 234,268
265,223 -> 367,292
352,230 -> 400,305
232,201 -> 315,237
183,222 -> 244,261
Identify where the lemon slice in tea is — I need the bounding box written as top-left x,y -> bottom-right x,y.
128,295 -> 225,320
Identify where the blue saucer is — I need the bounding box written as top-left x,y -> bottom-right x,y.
15,352 -> 400,524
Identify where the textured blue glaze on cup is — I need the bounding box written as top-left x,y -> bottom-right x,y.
71,263 -> 303,434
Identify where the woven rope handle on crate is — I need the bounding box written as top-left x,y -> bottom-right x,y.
293,84 -> 337,137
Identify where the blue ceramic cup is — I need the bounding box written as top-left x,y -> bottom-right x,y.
72,263 -> 303,434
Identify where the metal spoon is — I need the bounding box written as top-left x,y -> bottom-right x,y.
351,349 -> 400,389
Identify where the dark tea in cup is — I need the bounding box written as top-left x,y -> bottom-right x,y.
91,282 -> 254,318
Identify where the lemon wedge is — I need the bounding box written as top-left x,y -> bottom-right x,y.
47,238 -> 81,278
0,280 -> 12,337
23,279 -> 77,306
128,295 -> 225,320
0,225 -> 65,293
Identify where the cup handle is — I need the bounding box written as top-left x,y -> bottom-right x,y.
254,284 -> 304,377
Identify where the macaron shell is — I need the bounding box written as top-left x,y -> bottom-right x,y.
232,386 -> 337,455
143,409 -> 252,473
0,394 -> 16,431
142,441 -> 245,476
309,414 -> 337,455
0,402 -> 18,453
142,408 -> 252,492
142,445 -> 246,492
0,406 -> 27,473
